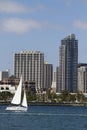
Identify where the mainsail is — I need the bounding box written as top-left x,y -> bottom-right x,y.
11,76 -> 22,105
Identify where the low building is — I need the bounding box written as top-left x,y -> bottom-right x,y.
0,84 -> 15,93
24,81 -> 36,94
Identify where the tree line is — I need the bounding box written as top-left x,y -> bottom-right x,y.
0,90 -> 87,103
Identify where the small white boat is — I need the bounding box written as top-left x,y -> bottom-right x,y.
6,76 -> 28,111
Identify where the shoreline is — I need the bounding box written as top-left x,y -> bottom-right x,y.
0,101 -> 87,107
28,102 -> 87,107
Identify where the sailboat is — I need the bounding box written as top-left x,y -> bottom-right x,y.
6,76 -> 28,111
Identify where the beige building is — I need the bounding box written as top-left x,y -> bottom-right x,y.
14,51 -> 44,90
78,64 -> 87,93
51,71 -> 56,93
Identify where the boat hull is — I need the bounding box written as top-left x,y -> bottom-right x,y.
6,106 -> 27,111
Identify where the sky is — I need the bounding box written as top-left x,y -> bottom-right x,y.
0,0 -> 87,74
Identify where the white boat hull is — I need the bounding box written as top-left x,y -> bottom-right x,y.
6,106 -> 27,111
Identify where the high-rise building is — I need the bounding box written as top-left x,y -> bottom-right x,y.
78,63 -> 87,93
14,51 -> 44,90
57,34 -> 78,93
44,62 -> 53,89
56,66 -> 59,92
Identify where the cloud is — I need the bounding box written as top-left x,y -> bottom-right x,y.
0,1 -> 44,13
0,1 -> 27,13
1,18 -> 42,34
73,20 -> 87,30
0,18 -> 64,34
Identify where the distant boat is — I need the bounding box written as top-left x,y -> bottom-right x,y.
6,76 -> 28,111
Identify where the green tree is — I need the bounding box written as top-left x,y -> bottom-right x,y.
60,90 -> 70,102
76,91 -> 85,102
0,91 -> 13,102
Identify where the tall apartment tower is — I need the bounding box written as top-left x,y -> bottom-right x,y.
44,62 -> 53,89
56,66 -> 59,92
78,63 -> 87,93
57,34 -> 78,93
14,51 -> 44,90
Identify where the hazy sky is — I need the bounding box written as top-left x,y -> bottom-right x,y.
0,0 -> 87,74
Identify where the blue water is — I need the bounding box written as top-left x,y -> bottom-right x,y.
0,105 -> 87,130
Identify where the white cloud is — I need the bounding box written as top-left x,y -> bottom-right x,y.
0,1 -> 27,13
0,18 -> 64,34
0,1 -> 44,13
73,20 -> 87,30
1,18 -> 42,34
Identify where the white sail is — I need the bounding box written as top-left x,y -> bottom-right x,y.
6,76 -> 28,111
11,76 -> 22,105
21,89 -> 27,108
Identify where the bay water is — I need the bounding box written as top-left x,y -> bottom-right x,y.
0,105 -> 87,130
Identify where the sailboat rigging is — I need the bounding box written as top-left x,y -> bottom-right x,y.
6,76 -> 28,111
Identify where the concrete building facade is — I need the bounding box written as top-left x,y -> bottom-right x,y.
14,51 -> 44,90
0,70 -> 9,81
44,62 -> 53,89
78,64 -> 87,93
57,34 -> 78,93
